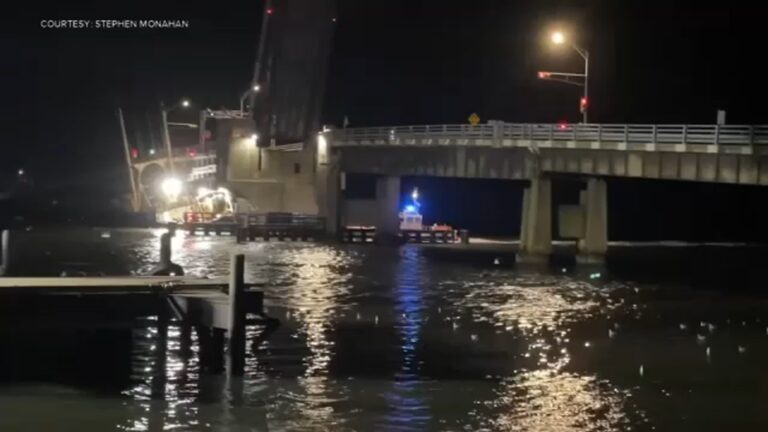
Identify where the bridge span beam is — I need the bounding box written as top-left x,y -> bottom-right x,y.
517,177 -> 552,263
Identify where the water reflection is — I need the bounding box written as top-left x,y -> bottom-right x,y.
448,277 -> 620,336
262,245 -> 353,431
7,231 -> 768,430
481,370 -> 635,431
118,321 -> 200,431
383,246 -> 429,430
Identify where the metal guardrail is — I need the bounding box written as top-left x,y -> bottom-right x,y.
237,213 -> 326,229
134,146 -> 216,163
331,123 -> 768,146
183,212 -> 325,230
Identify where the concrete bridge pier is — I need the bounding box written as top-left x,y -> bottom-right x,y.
375,175 -> 402,244
577,178 -> 608,264
316,154 -> 341,237
517,177 -> 552,263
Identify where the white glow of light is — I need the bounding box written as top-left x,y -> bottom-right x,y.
181,99 -> 190,108
161,177 -> 183,201
17,168 -> 24,176
251,134 -> 258,146
149,148 -> 156,155
551,31 -> 565,44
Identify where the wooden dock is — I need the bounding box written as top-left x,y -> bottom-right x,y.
0,255 -> 278,376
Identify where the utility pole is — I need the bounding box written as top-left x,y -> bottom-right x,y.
146,111 -> 157,153
160,98 -> 191,176
118,107 -> 140,212
160,102 -> 175,174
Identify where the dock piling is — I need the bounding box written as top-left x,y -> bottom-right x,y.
0,230 -> 9,276
227,254 -> 246,375
159,233 -> 171,266
150,230 -> 184,276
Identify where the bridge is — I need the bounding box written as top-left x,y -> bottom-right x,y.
312,122 -> 768,263
330,123 -> 768,182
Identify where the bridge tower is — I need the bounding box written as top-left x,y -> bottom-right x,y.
202,0 -> 337,214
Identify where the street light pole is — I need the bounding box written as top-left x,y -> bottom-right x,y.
539,31 -> 590,123
239,85 -> 261,114
572,43 -> 589,124
117,107 -> 140,211
160,99 -> 190,175
160,103 -> 175,174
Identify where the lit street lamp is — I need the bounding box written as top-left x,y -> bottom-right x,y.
538,31 -> 590,123
239,84 -> 261,114
160,176 -> 183,203
160,98 -> 191,173
551,31 -> 565,45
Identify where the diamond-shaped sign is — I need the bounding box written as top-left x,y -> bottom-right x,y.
468,112 -> 480,125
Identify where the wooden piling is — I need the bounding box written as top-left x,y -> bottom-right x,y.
159,233 -> 171,266
211,328 -> 225,373
179,325 -> 191,361
196,326 -> 212,372
235,227 -> 246,243
228,254 -> 246,375
0,230 -> 9,276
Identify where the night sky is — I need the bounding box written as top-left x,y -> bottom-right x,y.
3,1 -> 768,238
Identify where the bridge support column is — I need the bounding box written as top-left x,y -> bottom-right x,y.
577,178 -> 608,264
375,176 -> 401,244
316,154 -> 341,237
517,177 -> 552,263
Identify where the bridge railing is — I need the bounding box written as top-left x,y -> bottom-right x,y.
333,123 -> 768,146
237,213 -> 326,230
183,212 -> 326,230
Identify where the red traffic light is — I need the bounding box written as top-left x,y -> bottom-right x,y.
580,96 -> 588,113
558,122 -> 568,130
538,71 -> 551,79
266,7 -> 273,15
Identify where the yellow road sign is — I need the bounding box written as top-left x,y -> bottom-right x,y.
468,112 -> 480,125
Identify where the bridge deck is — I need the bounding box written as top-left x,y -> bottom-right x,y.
329,123 -> 768,184
331,123 -> 768,154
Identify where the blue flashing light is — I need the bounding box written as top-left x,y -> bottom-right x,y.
404,205 -> 416,212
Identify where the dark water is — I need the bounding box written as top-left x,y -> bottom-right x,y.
2,228 -> 768,431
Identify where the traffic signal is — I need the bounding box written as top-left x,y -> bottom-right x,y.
538,71 -> 552,79
580,96 -> 588,113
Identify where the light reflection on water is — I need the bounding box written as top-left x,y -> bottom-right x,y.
4,229 -> 768,431
478,370 -> 636,432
